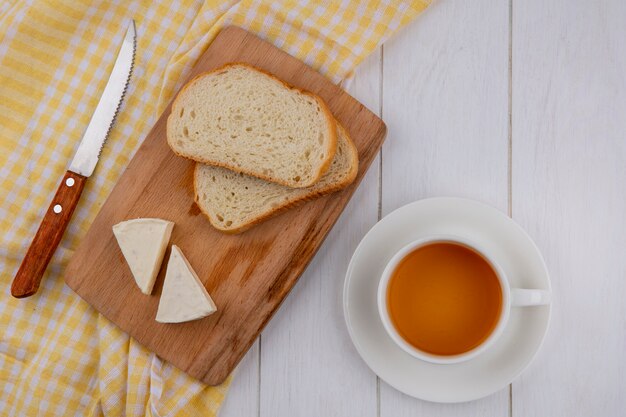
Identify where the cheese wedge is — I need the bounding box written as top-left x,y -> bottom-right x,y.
112,218 -> 174,295
156,245 -> 217,323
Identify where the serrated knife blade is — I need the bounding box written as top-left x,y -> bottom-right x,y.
70,20 -> 136,176
11,20 -> 136,298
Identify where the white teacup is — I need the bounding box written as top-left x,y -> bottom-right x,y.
377,235 -> 551,364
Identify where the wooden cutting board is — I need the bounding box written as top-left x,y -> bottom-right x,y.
65,26 -> 386,385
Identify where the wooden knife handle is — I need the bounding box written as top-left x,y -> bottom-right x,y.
11,170 -> 87,298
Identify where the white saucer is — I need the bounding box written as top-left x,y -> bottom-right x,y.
343,197 -> 551,403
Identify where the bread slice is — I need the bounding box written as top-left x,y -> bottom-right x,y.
167,63 -> 337,188
194,123 -> 358,233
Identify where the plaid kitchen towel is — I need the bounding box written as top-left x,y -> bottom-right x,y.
0,0 -> 430,415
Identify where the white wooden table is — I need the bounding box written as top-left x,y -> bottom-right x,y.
221,0 -> 626,415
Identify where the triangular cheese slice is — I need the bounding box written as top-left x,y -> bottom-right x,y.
112,218 -> 174,295
156,245 -> 217,323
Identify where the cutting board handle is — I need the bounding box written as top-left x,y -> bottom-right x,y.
11,170 -> 87,298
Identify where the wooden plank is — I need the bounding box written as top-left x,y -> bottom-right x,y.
380,0 -> 511,414
258,50 -> 381,417
64,26 -> 386,386
512,0 -> 626,415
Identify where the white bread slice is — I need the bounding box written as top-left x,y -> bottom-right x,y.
156,245 -> 217,323
167,63 -> 337,188
194,123 -> 358,233
112,218 -> 174,295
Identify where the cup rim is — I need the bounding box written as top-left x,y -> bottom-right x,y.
377,234 -> 511,364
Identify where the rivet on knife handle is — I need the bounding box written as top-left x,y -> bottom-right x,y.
11,171 -> 86,298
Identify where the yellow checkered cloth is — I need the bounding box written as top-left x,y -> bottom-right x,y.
0,1 -> 429,415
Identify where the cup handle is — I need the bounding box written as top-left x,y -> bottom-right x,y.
510,288 -> 551,306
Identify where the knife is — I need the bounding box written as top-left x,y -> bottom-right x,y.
11,20 -> 136,298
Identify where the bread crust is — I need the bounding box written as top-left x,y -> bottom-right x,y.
167,62 -> 337,188
193,123 -> 358,234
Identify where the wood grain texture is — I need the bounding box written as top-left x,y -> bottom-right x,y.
221,1 -> 626,414
257,50 -> 382,417
64,27 -> 386,386
511,0 -> 626,415
380,0 -> 510,415
12,170 -> 86,298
